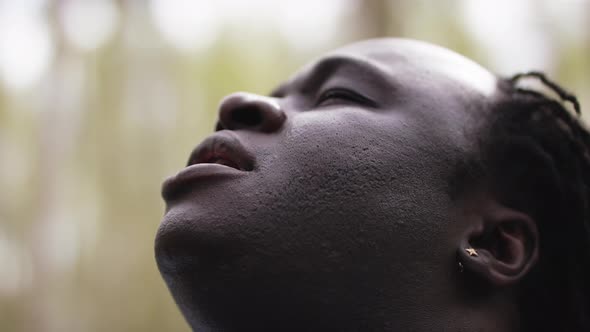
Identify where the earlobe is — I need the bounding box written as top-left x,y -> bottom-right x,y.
458,202 -> 540,287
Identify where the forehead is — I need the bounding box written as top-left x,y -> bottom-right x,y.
277,38 -> 497,98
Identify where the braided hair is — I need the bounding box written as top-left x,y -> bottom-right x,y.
475,72 -> 589,331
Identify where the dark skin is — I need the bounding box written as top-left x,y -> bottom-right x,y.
156,39 -> 540,331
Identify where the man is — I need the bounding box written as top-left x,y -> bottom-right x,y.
155,38 -> 589,331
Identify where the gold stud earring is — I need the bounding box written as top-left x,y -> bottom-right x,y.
458,261 -> 464,273
465,248 -> 478,257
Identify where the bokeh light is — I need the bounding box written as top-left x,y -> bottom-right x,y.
149,0 -> 220,52
60,0 -> 119,52
0,1 -> 53,91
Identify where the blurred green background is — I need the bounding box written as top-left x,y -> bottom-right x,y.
0,0 -> 588,331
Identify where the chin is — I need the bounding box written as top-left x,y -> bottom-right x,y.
155,210 -> 246,277
155,209 -> 365,331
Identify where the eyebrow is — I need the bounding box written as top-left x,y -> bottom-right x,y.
270,55 -> 391,97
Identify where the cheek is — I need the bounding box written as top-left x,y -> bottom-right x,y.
269,109 -> 457,244
278,110 -> 431,195
278,112 -> 390,199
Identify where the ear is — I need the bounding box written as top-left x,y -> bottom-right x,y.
458,200 -> 540,287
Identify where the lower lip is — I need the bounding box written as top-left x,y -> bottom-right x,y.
161,163 -> 246,200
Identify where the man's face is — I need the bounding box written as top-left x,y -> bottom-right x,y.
156,39 -> 497,330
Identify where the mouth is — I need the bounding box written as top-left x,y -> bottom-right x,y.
161,131 -> 255,200
186,131 -> 255,171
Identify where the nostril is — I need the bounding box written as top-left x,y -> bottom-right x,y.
231,107 -> 263,127
217,92 -> 285,132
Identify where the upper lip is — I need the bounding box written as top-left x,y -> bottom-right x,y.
161,131 -> 254,201
187,131 -> 255,171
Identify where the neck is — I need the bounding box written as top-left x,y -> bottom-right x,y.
183,298 -> 521,332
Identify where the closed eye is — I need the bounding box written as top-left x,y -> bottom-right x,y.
315,88 -> 377,108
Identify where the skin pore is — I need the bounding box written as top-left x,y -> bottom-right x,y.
155,39 -> 547,331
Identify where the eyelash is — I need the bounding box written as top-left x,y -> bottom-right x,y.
315,88 -> 376,107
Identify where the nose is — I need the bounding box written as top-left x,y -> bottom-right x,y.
216,92 -> 286,133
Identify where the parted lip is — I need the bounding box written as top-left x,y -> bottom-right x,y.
187,130 -> 255,171
161,131 -> 255,200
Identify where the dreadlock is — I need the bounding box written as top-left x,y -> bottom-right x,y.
476,72 -> 590,331
508,71 -> 581,115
